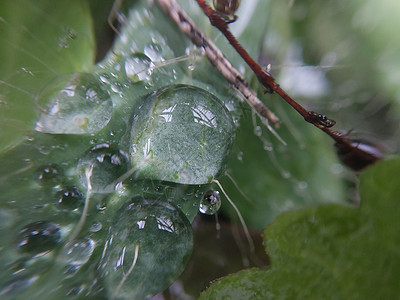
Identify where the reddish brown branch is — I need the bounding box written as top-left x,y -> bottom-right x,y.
195,0 -> 382,170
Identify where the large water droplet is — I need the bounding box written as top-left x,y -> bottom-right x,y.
99,197 -> 192,299
124,53 -> 154,82
35,73 -> 113,134
130,84 -> 235,184
16,221 -> 61,257
199,190 -> 221,215
77,144 -> 129,193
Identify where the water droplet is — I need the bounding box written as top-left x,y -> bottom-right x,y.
35,164 -> 64,186
263,144 -> 273,151
20,67 -> 34,76
99,73 -> 111,84
124,53 -> 154,82
16,221 -> 61,257
188,64 -> 195,71
77,144 -> 129,193
237,151 -> 243,161
96,200 -> 107,211
57,27 -> 77,49
297,181 -> 308,190
254,125 -> 262,136
199,190 -> 221,215
35,73 -> 113,134
89,222 -> 102,232
99,197 -> 192,299
55,186 -> 83,210
130,85 -> 235,184
63,238 -> 95,266
143,43 -> 163,62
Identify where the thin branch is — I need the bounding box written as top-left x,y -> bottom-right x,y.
194,0 -> 382,170
155,0 -> 280,127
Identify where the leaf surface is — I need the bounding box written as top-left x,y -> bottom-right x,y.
201,157 -> 400,299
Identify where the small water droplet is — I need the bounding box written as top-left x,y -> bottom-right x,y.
35,164 -> 64,186
254,125 -> 262,137
124,53 -> 154,82
96,200 -> 107,211
90,222 -> 102,232
16,221 -> 61,257
20,67 -> 34,76
297,181 -> 308,190
199,190 -> 221,215
143,43 -> 163,62
188,64 -> 195,71
155,185 -> 164,193
55,186 -> 83,210
263,144 -> 273,151
77,144 -> 129,193
63,238 -> 95,266
237,151 -> 243,161
99,73 -> 111,84
57,27 -> 77,49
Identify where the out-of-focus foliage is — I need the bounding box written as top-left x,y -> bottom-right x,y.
201,157 -> 400,299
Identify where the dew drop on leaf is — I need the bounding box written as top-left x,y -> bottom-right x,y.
63,237 -> 95,267
124,53 -> 154,82
143,43 -> 164,62
77,143 -> 129,193
55,186 -> 83,210
35,73 -> 113,134
35,164 -> 64,186
130,84 -> 235,184
99,198 -> 193,299
16,221 -> 61,257
199,190 -> 221,215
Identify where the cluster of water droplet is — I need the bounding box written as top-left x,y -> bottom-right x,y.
0,2 -> 241,298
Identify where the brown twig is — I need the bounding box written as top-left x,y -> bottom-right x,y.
196,1 -> 336,130
155,0 -> 280,128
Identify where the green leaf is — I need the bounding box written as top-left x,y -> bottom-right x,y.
200,157 -> 400,299
0,0 -> 94,151
0,1 -> 239,298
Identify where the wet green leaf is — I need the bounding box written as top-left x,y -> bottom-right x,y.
200,157 -> 400,299
0,0 -> 94,151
